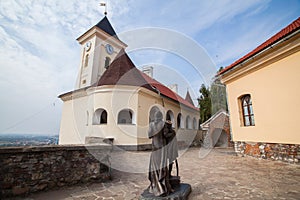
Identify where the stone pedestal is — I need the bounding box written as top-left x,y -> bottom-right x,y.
140,183 -> 191,200
169,176 -> 180,188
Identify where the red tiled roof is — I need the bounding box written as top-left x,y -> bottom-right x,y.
140,72 -> 198,111
97,49 -> 153,91
97,49 -> 199,111
219,17 -> 300,75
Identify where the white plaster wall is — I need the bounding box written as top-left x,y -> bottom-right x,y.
59,96 -> 89,144
87,85 -> 139,145
59,86 -> 200,146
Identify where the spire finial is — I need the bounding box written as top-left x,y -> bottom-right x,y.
100,2 -> 107,16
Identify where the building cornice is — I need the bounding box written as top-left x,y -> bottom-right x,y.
59,85 -> 199,113
86,85 -> 140,95
59,87 -> 88,101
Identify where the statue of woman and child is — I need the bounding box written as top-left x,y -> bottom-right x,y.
147,110 -> 179,197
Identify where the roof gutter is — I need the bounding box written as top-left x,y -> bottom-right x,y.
219,28 -> 300,77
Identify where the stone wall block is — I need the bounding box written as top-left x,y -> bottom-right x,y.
12,186 -> 29,196
235,142 -> 300,164
0,145 -> 111,198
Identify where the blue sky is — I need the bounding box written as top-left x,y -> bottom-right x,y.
0,0 -> 299,135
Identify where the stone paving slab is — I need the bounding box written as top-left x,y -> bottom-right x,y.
9,148 -> 300,200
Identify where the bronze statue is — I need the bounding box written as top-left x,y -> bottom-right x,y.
143,111 -> 191,199
148,111 -> 172,196
164,120 -> 179,178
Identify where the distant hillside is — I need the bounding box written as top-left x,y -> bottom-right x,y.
0,133 -> 58,147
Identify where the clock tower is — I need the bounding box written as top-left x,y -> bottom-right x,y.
75,16 -> 127,89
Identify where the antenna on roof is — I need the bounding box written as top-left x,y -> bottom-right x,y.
100,2 -> 107,15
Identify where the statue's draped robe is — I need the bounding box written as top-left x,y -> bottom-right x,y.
148,121 -> 170,196
164,124 -> 179,168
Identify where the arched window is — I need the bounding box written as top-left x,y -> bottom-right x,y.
100,110 -> 107,124
84,54 -> 89,67
118,109 -> 133,124
186,115 -> 192,129
93,109 -> 107,125
177,113 -> 184,129
166,110 -> 175,128
149,106 -> 160,123
105,57 -> 111,69
193,118 -> 197,130
240,94 -> 255,126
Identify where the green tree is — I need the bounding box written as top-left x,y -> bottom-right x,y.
198,84 -> 211,123
198,67 -> 228,124
210,77 -> 228,114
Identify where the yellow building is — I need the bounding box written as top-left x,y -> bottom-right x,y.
58,16 -> 200,150
219,17 -> 300,162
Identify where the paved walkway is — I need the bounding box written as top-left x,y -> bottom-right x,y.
21,148 -> 300,200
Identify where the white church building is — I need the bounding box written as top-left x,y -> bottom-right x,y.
58,16 -> 200,149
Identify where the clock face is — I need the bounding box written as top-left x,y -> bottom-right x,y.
105,44 -> 114,55
85,41 -> 92,51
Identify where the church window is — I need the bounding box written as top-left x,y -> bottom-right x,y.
82,79 -> 86,84
84,54 -> 89,67
105,57 -> 111,69
239,94 -> 255,126
177,113 -> 184,129
193,117 -> 197,130
166,110 -> 175,128
149,106 -> 160,123
118,109 -> 134,124
100,110 -> 107,124
93,108 -> 107,125
186,115 -> 192,129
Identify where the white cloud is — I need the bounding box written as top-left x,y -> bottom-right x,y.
0,0 -> 87,133
0,0 -> 299,134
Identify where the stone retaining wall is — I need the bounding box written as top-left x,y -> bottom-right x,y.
0,145 -> 112,198
235,142 -> 300,164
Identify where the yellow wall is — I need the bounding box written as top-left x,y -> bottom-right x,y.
137,88 -> 199,146
224,46 -> 300,144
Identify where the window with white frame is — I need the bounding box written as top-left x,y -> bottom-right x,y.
193,117 -> 197,130
166,110 -> 175,128
104,57 -> 111,69
84,54 -> 89,67
93,108 -> 107,125
118,109 -> 133,124
240,94 -> 255,126
177,113 -> 183,129
186,115 -> 192,129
